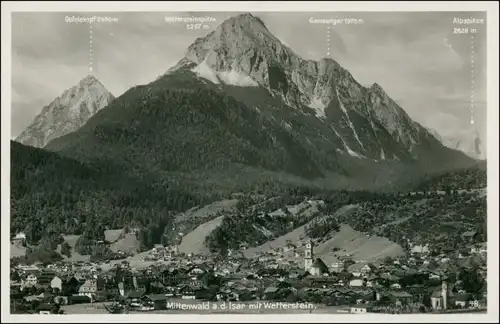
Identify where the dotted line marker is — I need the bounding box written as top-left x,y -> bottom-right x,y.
89,23 -> 93,74
470,35 -> 475,125
327,26 -> 330,56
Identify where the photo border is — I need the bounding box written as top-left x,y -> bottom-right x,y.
2,1 -> 498,323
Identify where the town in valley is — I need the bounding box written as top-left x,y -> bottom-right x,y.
10,189 -> 488,315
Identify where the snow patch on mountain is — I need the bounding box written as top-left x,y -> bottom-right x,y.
191,58 -> 258,87
380,148 -> 386,160
336,89 -> 365,150
218,69 -> 259,87
308,98 -> 326,118
346,147 -> 365,159
283,121 -> 293,130
191,58 -> 221,84
331,125 -> 365,159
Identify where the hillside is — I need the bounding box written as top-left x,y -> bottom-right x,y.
177,216 -> 225,256
10,140 -> 330,247
198,188 -> 486,260
414,161 -> 487,191
10,141 -> 209,245
242,204 -> 405,262
335,191 -> 487,250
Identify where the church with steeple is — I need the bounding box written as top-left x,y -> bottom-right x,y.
303,239 -> 329,276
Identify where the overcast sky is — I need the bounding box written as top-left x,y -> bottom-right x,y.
11,11 -> 487,150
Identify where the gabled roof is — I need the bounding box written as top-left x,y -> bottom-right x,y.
79,280 -> 97,288
150,281 -> 164,288
311,258 -> 329,272
389,291 -> 412,298
143,294 -> 169,301
127,290 -> 145,298
347,263 -> 373,272
380,273 -> 400,281
461,231 -> 477,237
454,293 -> 472,302
264,286 -> 279,294
337,272 -> 352,280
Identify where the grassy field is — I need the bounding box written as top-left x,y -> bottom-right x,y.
10,243 -> 27,258
178,216 -> 225,255
243,204 -> 404,263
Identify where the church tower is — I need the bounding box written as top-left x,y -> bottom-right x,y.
441,279 -> 448,310
304,239 -> 313,270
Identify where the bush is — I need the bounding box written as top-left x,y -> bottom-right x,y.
24,244 -> 63,264
61,242 -> 72,258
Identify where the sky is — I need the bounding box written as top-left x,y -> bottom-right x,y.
11,11 -> 487,153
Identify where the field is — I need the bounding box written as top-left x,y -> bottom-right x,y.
174,199 -> 239,255
10,243 -> 26,258
178,216 -> 225,255
243,204 -> 404,263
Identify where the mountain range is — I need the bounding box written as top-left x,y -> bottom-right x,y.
11,13 -> 485,246
43,14 -> 473,173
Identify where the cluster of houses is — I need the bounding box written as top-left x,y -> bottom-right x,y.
10,237 -> 487,315
143,245 -> 180,261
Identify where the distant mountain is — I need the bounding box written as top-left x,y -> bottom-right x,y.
426,127 -> 485,160
15,75 -> 114,148
444,132 -> 484,160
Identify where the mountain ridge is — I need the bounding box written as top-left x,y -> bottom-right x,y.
15,75 -> 115,148
165,13 -> 473,167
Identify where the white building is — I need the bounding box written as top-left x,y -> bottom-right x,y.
12,232 -> 26,245
78,279 -> 98,300
50,276 -> 63,291
349,279 -> 364,287
304,240 -> 313,271
350,305 -> 372,314
431,280 -> 452,310
330,260 -> 345,273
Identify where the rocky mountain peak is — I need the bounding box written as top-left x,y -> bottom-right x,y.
15,75 -> 114,148
184,13 -> 289,72
223,13 -> 270,32
164,13 -> 469,163
370,82 -> 387,95
78,74 -> 101,87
